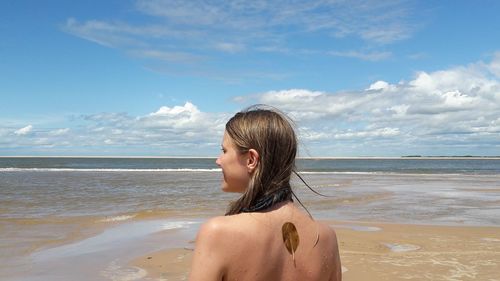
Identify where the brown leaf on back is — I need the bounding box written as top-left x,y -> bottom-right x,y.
282,222 -> 300,263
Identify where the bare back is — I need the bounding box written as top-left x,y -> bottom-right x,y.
189,202 -> 341,281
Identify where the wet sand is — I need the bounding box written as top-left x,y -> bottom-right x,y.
132,221 -> 500,281
2,168 -> 499,280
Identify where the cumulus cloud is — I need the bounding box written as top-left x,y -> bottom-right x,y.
367,80 -> 395,91
73,102 -> 228,155
235,54 -> 500,155
0,102 -> 230,155
14,125 -> 33,135
140,102 -> 217,130
3,55 -> 499,156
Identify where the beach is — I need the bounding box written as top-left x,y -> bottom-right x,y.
132,222 -> 500,281
1,157 -> 499,280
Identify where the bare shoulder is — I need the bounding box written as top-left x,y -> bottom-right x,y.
316,221 -> 339,242
197,216 -> 229,236
195,215 -> 252,250
198,214 -> 250,236
195,216 -> 234,246
190,215 -> 247,281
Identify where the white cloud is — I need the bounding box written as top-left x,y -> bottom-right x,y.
388,104 -> 409,117
55,102 -> 229,155
63,18 -> 136,48
135,0 -> 225,26
334,127 -> 400,139
14,125 -> 33,135
151,102 -> 198,116
367,80 -> 391,91
441,90 -> 478,108
3,55 -> 499,156
245,55 -> 500,155
258,88 -> 378,120
299,128 -> 331,141
141,102 -> 214,130
48,128 -> 70,136
0,102 -> 228,155
262,89 -> 322,103
62,0 -> 418,74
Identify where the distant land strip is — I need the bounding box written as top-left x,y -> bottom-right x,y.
0,155 -> 499,159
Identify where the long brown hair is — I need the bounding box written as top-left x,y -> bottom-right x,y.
224,105 -> 297,215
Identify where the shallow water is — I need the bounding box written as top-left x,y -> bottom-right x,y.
1,158 -> 499,280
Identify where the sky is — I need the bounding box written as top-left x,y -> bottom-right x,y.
1,0 -> 499,157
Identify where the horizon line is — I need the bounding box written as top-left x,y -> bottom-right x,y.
1,155 -> 499,160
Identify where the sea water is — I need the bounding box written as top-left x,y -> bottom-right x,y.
1,157 -> 499,280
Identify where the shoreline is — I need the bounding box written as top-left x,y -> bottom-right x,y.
3,217 -> 499,281
2,166 -> 499,280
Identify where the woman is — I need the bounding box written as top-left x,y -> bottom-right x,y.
189,105 -> 342,281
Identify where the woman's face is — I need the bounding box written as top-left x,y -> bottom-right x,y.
215,132 -> 251,193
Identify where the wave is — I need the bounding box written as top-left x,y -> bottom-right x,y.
161,220 -> 198,230
98,215 -> 137,222
1,168 -> 497,176
299,171 -> 449,176
299,171 -> 386,175
0,168 -> 222,172
297,171 -> 498,176
0,168 -> 420,175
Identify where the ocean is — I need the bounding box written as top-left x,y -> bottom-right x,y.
1,157 -> 499,280
1,156 -> 499,174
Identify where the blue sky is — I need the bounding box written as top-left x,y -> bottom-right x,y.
1,0 -> 499,156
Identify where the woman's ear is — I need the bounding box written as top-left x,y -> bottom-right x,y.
247,149 -> 259,173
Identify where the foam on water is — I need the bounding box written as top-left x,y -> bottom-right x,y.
0,167 -> 221,172
332,224 -> 382,232
162,221 -> 197,230
383,243 -> 421,252
300,171 -> 384,175
100,260 -> 148,281
99,215 -> 136,222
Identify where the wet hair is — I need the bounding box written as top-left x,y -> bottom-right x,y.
224,105 -> 297,215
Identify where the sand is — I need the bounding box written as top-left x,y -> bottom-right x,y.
132,221 -> 500,281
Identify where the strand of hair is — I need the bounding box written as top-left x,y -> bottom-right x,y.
293,170 -> 332,197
